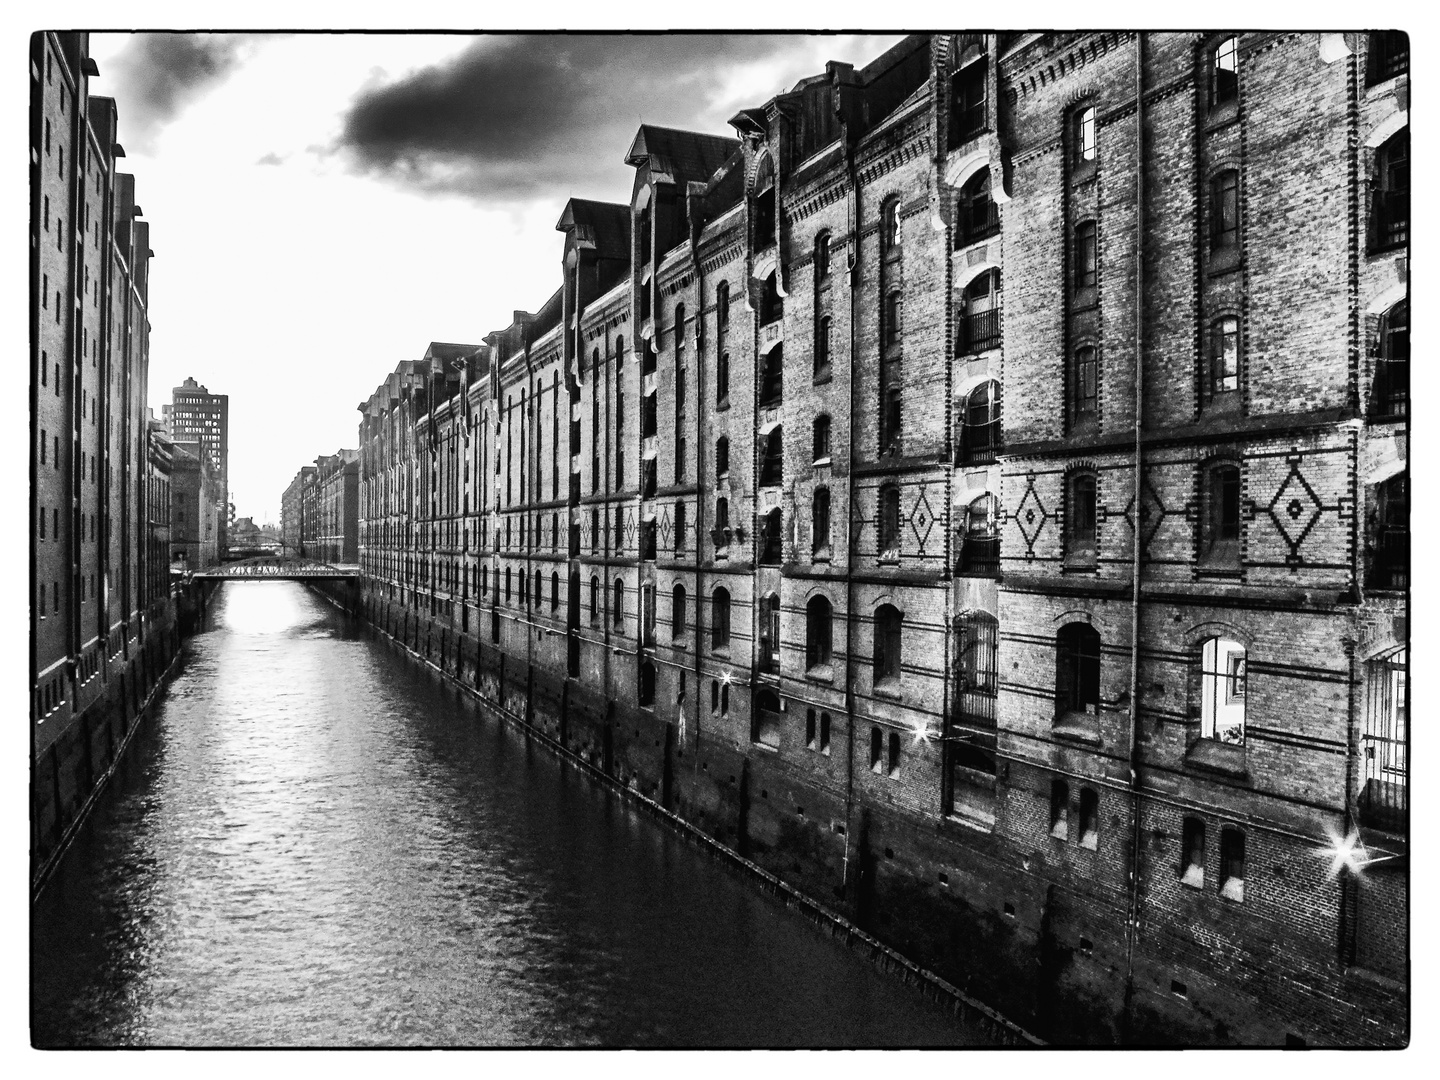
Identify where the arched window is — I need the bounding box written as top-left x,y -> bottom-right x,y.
1066,472 -> 1097,564
505,566 -> 512,603
1073,106 -> 1096,165
717,352 -> 730,405
878,485 -> 901,558
873,604 -> 903,686
961,381 -> 1001,463
814,315 -> 832,379
1372,129 -> 1409,251
1373,300 -> 1408,418
814,233 -> 831,282
1219,828 -> 1246,902
674,303 -> 686,355
813,414 -> 831,462
637,661 -> 656,707
1056,623 -> 1101,721
954,610 -> 999,739
674,501 -> 687,556
759,507 -> 782,565
753,688 -> 782,748
715,435 -> 729,477
960,493 -> 1000,576
672,583 -> 686,640
887,732 -> 901,777
1078,788 -> 1099,849
881,198 -> 901,256
1201,461 -> 1241,567
760,425 -> 783,486
1200,637 -> 1247,745
956,168 -> 997,247
1069,347 -> 1098,428
1210,36 -> 1238,108
870,727 -> 884,772
959,269 -> 1001,353
711,587 -> 731,650
806,594 -> 833,670
590,575 -> 599,623
812,487 -> 832,558
612,578 -> 624,628
551,571 -> 560,611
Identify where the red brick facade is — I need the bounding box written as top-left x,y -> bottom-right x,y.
329,32 -> 1407,1046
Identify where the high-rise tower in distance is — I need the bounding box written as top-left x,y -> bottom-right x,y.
163,376 -> 228,554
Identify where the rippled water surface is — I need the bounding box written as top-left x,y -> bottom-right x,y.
32,581 -> 985,1047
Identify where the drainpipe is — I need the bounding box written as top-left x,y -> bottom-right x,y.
1121,31 -> 1146,1038
840,126 -> 861,897
690,185 -> 707,774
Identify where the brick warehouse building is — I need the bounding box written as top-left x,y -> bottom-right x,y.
301,32 -> 1405,1045
30,32 -> 180,880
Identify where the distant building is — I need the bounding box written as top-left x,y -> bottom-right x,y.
162,376 -> 228,555
145,416 -> 172,604
281,465 -> 316,558
169,438 -> 221,569
313,449 -> 360,564
231,516 -> 263,549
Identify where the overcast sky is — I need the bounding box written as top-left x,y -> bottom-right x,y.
84,32 -> 904,524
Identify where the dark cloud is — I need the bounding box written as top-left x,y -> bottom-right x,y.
104,33 -> 271,151
334,34 -> 854,202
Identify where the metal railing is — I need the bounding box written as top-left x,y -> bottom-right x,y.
959,308 -> 1001,354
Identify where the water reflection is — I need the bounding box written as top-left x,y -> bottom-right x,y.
32,581 -> 981,1047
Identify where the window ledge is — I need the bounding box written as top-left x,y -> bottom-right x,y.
1053,715 -> 1102,745
805,664 -> 835,684
811,550 -> 832,565
1204,102 -> 1240,132
1061,558 -> 1099,574
874,680 -> 903,701
1206,247 -> 1242,277
1072,289 -> 1098,312
1071,162 -> 1098,186
1185,738 -> 1248,778
1219,878 -> 1245,903
1180,866 -> 1205,889
813,456 -> 832,468
813,371 -> 832,387
877,554 -> 901,566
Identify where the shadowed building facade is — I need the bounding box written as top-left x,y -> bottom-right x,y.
304,32 -> 1406,1046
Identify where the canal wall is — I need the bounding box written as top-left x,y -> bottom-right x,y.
310,580 -> 1039,1046
32,582 -> 215,898
324,582 -> 1403,1047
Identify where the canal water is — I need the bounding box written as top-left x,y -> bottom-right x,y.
32,581 -> 985,1047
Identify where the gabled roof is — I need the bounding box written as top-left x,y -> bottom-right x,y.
625,125 -> 739,184
556,198 -> 631,260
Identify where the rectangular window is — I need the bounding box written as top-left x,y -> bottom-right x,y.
1071,348 -> 1098,426
1210,171 -> 1239,252
1074,106 -> 1096,165
1219,828 -> 1245,902
1209,317 -> 1239,396
950,57 -> 988,143
1181,817 -> 1206,887
1075,222 -> 1097,290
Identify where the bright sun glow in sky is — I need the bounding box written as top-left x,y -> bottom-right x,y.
81,32 -> 904,524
